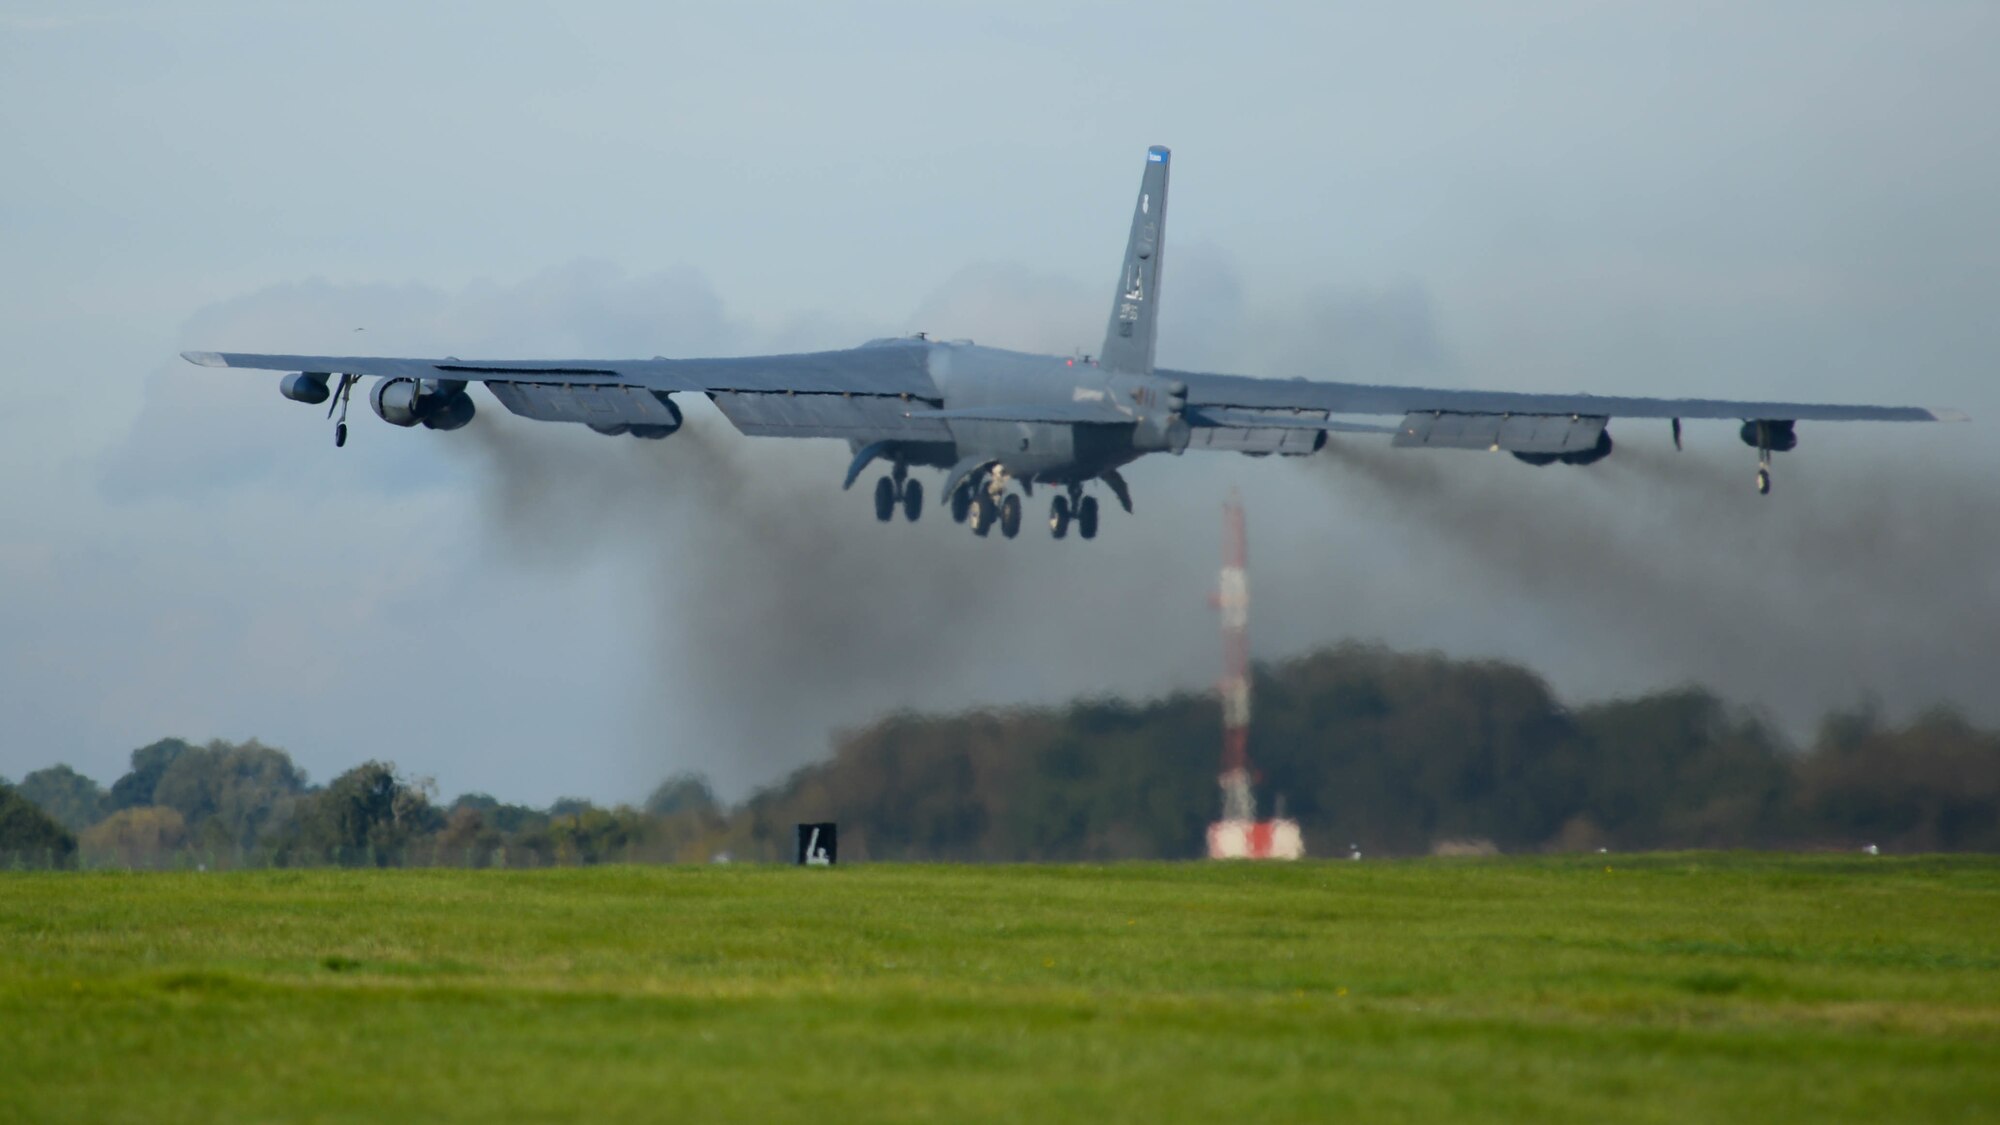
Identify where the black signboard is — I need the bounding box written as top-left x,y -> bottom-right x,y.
795,822 -> 837,866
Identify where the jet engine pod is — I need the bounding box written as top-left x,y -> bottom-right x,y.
1558,429 -> 1614,466
370,378 -> 426,426
280,372 -> 331,405
422,390 -> 476,432
589,398 -> 683,439
1739,420 -> 1798,453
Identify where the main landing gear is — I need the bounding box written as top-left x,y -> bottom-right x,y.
956,466 -> 1028,540
872,465 -> 923,522
948,468 -> 1110,542
967,488 -> 999,537
328,373 -> 357,448
1051,486 -> 1097,540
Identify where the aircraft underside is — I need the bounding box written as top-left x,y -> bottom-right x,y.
848,431 -> 1144,541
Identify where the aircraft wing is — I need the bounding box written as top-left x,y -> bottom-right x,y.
1165,367 -> 1964,454
1166,368 -> 1962,424
183,347 -> 950,441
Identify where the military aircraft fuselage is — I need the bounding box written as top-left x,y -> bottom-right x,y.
859,337 -> 1189,488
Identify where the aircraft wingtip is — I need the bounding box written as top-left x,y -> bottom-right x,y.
181,350 -> 226,367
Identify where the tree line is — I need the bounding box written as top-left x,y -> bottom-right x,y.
4,644 -> 1995,867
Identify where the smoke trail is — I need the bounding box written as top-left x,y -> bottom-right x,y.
1311,433 -> 2000,732
455,402 -> 1226,795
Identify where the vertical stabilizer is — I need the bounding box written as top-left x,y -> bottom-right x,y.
1100,145 -> 1170,374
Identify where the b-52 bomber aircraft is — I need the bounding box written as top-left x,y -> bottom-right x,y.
185,145 -> 1963,540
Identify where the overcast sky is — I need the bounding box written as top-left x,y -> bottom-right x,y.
3,2 -> 1996,803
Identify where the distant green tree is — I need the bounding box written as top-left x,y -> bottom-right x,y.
0,782 -> 76,864
451,792 -> 546,834
1573,689 -> 1792,849
1795,707 -> 2000,852
80,807 -> 187,867
17,765 -> 107,833
1248,645 -> 1588,854
545,804 -> 649,864
150,739 -> 308,850
434,806 -> 506,866
106,738 -> 196,811
284,762 -> 443,866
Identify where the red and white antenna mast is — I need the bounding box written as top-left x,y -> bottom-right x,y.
1206,489 -> 1303,860
1216,488 -> 1256,824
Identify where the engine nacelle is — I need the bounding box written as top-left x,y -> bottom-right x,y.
422,390 -> 476,432
1513,430 -> 1614,467
280,372 -> 331,405
370,378 -> 426,426
1739,420 -> 1798,453
586,399 -> 683,439
371,378 -> 474,429
1560,429 -> 1614,466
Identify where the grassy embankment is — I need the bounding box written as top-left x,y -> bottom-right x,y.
2,855 -> 1997,1123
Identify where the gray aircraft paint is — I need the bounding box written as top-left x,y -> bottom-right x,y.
183,147 -> 1963,520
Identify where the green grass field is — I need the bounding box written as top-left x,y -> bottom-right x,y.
2,856 -> 1997,1123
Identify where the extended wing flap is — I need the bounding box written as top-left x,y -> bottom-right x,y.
1394,411 -> 1608,453
717,392 -> 954,439
1185,405 -> 1395,434
905,402 -> 1135,425
486,383 -> 686,426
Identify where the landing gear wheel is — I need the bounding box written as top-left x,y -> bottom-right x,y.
999,494 -> 1022,539
1756,467 -> 1772,496
334,422 -> 348,448
901,478 -> 923,521
873,476 -> 896,521
971,495 -> 996,537
950,483 -> 973,524
1049,495 -> 1071,539
1077,495 -> 1099,540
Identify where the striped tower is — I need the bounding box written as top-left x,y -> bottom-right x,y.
1206,490 -> 1304,860
1215,488 -> 1256,824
